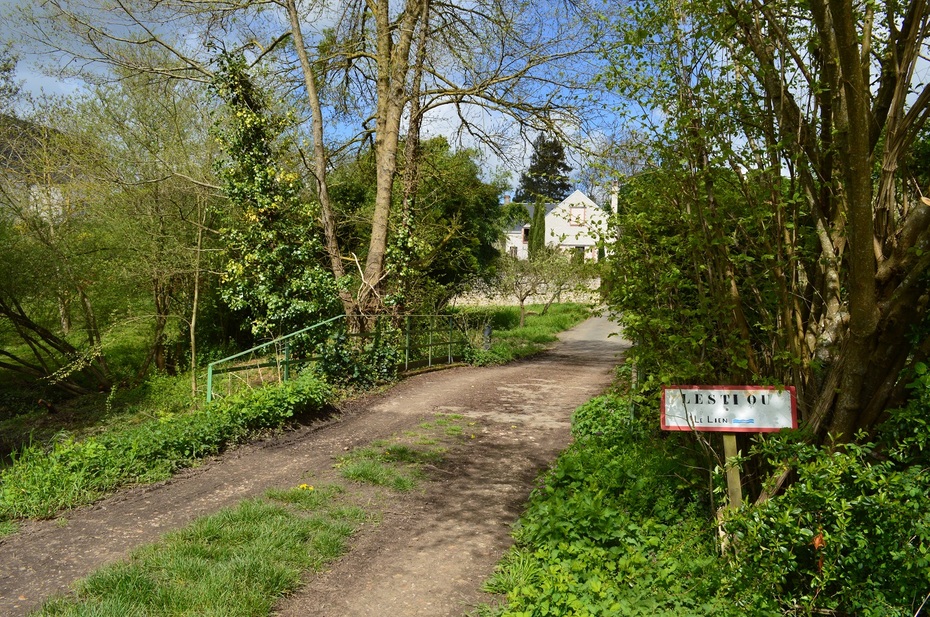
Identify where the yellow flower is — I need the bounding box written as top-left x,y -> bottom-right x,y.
298,483 -> 314,491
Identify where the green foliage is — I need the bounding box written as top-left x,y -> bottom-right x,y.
514,133 -> 572,203
211,53 -> 338,336
487,393 -> 732,616
0,373 -> 331,520
36,489 -> 360,616
319,327 -> 402,388
332,136 -> 507,312
722,381 -> 930,615
603,165 -> 792,391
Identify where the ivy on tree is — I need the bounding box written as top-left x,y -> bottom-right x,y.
211,54 -> 338,337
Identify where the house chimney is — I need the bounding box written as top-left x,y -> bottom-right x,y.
610,182 -> 618,214
503,194 -> 511,205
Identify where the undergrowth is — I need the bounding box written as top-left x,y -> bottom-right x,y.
0,372 -> 331,520
479,379 -> 930,616
478,392 -> 734,616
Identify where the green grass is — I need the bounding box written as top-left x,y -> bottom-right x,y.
455,303 -> 592,365
0,519 -> 18,536
34,485 -> 362,617
338,457 -> 420,491
0,373 -> 332,521
482,548 -> 540,594
336,414 -> 465,491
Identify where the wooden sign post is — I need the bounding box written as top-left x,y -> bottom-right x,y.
661,386 -> 797,511
722,433 -> 742,509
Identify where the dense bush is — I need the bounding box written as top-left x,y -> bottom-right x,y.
722,373 -> 930,616
319,330 -> 402,387
0,373 -> 331,520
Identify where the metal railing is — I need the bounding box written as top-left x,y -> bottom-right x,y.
204,313 -> 476,402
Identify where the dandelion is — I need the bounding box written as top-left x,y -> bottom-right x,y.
298,483 -> 314,491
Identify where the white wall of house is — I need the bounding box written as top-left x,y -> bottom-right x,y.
545,190 -> 606,260
502,190 -> 608,260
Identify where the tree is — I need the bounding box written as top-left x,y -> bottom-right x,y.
78,64 -> 225,389
212,55 -> 339,337
327,136 -> 506,311
495,248 -> 587,327
600,0 -> 930,450
514,133 -> 573,203
0,104 -> 113,393
495,256 -> 546,328
12,0 -> 605,323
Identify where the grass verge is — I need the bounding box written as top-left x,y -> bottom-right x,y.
35,484 -> 364,617
0,373 -> 331,521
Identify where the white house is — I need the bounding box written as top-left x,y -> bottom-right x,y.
503,190 -> 610,260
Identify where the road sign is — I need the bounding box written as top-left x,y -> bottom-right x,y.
661,385 -> 797,433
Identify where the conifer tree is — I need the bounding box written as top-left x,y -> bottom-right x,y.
514,133 -> 572,203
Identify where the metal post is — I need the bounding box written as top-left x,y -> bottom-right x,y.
428,316 -> 433,367
206,363 -> 214,402
448,315 -> 453,363
405,316 -> 411,371
283,341 -> 290,382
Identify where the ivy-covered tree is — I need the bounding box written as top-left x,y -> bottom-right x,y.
330,136 -> 506,311
514,133 -> 572,203
211,54 -> 338,337
527,200 -> 547,260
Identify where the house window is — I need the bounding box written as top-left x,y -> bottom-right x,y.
522,227 -> 530,243
509,246 -> 518,258
570,206 -> 586,226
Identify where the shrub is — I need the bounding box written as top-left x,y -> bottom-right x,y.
319,330 -> 401,387
722,411 -> 930,615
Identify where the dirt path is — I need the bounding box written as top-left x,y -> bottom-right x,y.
0,315 -> 626,616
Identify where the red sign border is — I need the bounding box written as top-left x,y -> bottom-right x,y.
661,385 -> 798,433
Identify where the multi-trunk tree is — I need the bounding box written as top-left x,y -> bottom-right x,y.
602,0 -> 930,447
